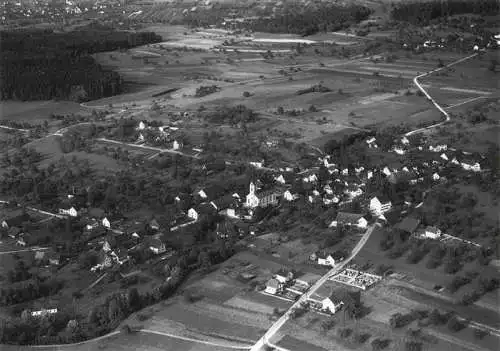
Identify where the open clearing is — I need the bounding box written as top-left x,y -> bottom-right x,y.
0,100 -> 84,122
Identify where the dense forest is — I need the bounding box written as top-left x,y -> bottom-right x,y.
0,29 -> 162,101
391,0 -> 500,25
182,3 -> 371,36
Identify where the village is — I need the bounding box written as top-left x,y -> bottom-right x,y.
0,115 -> 489,320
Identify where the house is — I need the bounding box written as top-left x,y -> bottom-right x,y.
366,137 -> 378,148
102,217 -> 111,229
31,308 -> 58,318
85,218 -> 100,231
34,251 -> 45,261
211,195 -> 239,212
274,173 -> 294,185
382,166 -> 392,177
265,278 -> 283,294
331,212 -> 368,229
187,208 -> 199,221
344,187 -> 363,199
7,227 -> 21,239
440,153 -> 449,161
197,184 -> 225,201
1,213 -> 30,229
99,251 -> 113,268
245,182 -> 280,209
321,293 -> 344,314
149,218 -> 160,231
401,136 -> 410,145
323,194 -> 340,205
58,206 -> 78,217
137,121 -> 146,130
172,140 -> 183,150
369,196 -> 392,215
311,251 -> 344,267
424,226 -> 442,239
429,144 -> 447,152
460,160 -> 481,172
275,268 -> 296,283
395,217 -> 421,235
432,172 -> 441,181
16,237 -> 27,247
393,146 -> 406,155
47,252 -> 61,266
303,173 -> 318,183
283,190 -> 299,201
147,238 -> 166,254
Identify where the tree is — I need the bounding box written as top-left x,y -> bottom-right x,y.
127,288 -> 141,311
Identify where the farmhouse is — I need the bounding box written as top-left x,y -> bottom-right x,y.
330,212 -> 368,229
197,184 -> 225,201
283,190 -> 300,201
31,308 -> 58,318
1,213 -> 30,229
58,206 -> 78,217
369,195 -> 392,215
311,251 -> 344,267
245,182 -> 280,209
423,226 -> 442,239
148,238 -> 166,255
321,293 -> 344,314
265,278 -> 283,295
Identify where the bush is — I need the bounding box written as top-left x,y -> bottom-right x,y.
353,332 -> 370,344
371,338 -> 391,350
339,327 -> 352,339
447,316 -> 466,332
473,328 -> 488,339
405,341 -> 422,351
137,313 -> 150,321
242,91 -> 251,97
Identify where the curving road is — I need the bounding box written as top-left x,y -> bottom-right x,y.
405,52 -> 479,137
250,223 -> 380,351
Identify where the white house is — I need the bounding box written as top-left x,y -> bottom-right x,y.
321,293 -> 344,314
173,140 -> 183,150
393,146 -> 406,155
342,168 -> 349,176
283,190 -> 299,201
59,206 -> 78,217
451,157 -> 460,165
265,278 -> 283,295
382,166 -> 392,176
148,239 -> 166,255
331,212 -> 368,229
401,136 -> 410,145
367,170 -> 373,179
102,217 -> 110,229
432,172 -> 440,181
344,187 -> 363,199
423,226 -> 442,239
429,144 -> 447,152
275,174 -> 286,184
440,153 -> 449,161
370,196 -> 392,215
323,195 -> 340,205
187,208 -> 198,221
461,161 -> 481,172
311,252 -> 343,267
366,137 -> 378,148
137,121 -> 146,130
31,308 -> 58,318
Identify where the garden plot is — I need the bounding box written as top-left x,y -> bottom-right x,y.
330,268 -> 382,290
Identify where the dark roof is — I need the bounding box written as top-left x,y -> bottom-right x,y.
336,212 -> 365,224
212,195 -> 237,210
256,188 -> 281,198
395,217 -> 421,233
327,292 -> 344,305
200,184 -> 226,200
372,194 -> 391,204
216,220 -> 236,235
4,213 -> 30,227
196,202 -> 217,215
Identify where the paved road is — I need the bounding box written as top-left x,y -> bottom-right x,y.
0,247 -> 49,255
250,223 -> 380,351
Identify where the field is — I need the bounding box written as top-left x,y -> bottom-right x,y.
0,101 -> 84,122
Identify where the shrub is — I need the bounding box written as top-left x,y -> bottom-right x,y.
242,91 -> 251,97
473,328 -> 488,339
405,341 -> 422,351
353,332 -> 370,344
447,316 -> 466,332
371,338 -> 391,350
339,327 -> 352,339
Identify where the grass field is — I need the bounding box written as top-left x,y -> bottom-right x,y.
0,101 -> 84,122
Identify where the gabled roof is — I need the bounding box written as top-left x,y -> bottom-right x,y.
266,278 -> 280,288
4,213 -> 30,227
212,194 -> 237,210
196,202 -> 217,215
327,292 -> 344,305
425,226 -> 439,233
395,217 -> 421,233
336,212 -> 366,224
148,238 -> 165,248
372,194 -> 391,204
199,184 -> 225,200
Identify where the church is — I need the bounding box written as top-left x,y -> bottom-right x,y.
245,182 -> 280,209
